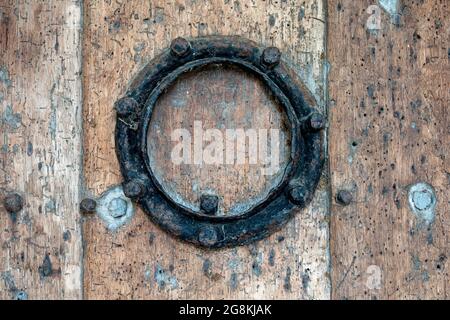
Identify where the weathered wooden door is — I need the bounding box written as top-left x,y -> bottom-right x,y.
0,0 -> 448,300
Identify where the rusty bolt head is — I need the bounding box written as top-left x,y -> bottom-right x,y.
198,226 -> 218,247
262,47 -> 281,68
288,186 -> 308,206
3,193 -> 23,213
170,37 -> 191,57
309,112 -> 326,131
80,198 -> 97,213
336,190 -> 353,206
114,96 -> 138,117
200,194 -> 219,215
123,180 -> 145,199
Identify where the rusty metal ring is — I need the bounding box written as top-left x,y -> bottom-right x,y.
115,36 -> 324,248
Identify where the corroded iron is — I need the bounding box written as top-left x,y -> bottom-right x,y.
3,192 -> 23,213
115,36 -> 324,248
80,198 -> 97,213
336,190 -> 353,206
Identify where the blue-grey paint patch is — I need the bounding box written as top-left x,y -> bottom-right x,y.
252,252 -> 263,277
1,271 -> 17,292
283,267 -> 292,291
202,259 -> 212,277
0,66 -> 12,87
268,248 -> 275,266
15,290 -> 28,300
378,0 -> 401,25
348,140 -> 358,164
229,272 -> 238,290
302,269 -> 311,290
1,272 -> 29,300
133,42 -> 146,52
144,265 -> 152,281
154,264 -> 178,290
154,8 -> 165,24
408,182 -> 436,225
27,141 -> 33,156
228,257 -> 240,270
45,199 -> 57,214
96,185 -> 135,231
38,254 -> 53,278
170,97 -> 187,108
2,105 -> 22,130
107,197 -> 128,218
49,83 -> 57,140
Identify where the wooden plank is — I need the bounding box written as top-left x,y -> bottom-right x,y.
0,1 -> 83,299
83,0 -> 329,299
328,0 -> 449,299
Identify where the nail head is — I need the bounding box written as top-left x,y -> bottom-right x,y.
3,193 -> 23,213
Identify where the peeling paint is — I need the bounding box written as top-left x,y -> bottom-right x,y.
49,83 -> 57,140
2,105 -> 22,130
38,254 -> 53,278
154,264 -> 178,290
251,252 -> 263,277
283,267 -> 292,291
378,0 -> 400,25
0,66 -> 12,87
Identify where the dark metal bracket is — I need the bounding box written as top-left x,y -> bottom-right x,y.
115,36 -> 325,248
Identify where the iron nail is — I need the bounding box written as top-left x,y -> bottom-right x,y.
288,186 -> 308,206
3,192 -> 23,214
80,198 -> 97,213
200,194 -> 219,215
336,190 -> 353,206
114,96 -> 138,117
170,37 -> 191,57
123,180 -> 145,199
262,47 -> 281,68
308,112 -> 326,131
198,227 -> 218,247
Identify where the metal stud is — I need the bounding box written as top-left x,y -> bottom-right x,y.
336,190 -> 352,206
123,180 -> 145,199
200,194 -> 219,215
3,192 -> 23,213
261,47 -> 281,68
170,37 -> 191,57
80,198 -> 97,213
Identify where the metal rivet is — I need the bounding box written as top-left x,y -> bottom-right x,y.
308,112 -> 326,131
200,194 -> 219,215
3,193 -> 23,213
170,37 -> 191,57
198,227 -> 218,247
123,180 -> 145,199
408,182 -> 436,225
262,47 -> 281,68
114,96 -> 138,117
80,198 -> 97,213
412,190 -> 433,210
288,186 -> 308,206
108,197 -> 128,218
336,190 -> 353,206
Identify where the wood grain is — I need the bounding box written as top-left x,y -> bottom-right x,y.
83,0 -> 329,299
328,0 -> 449,299
147,64 -> 291,217
0,1 -> 83,299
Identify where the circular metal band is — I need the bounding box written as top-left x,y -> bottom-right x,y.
115,36 -> 324,248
